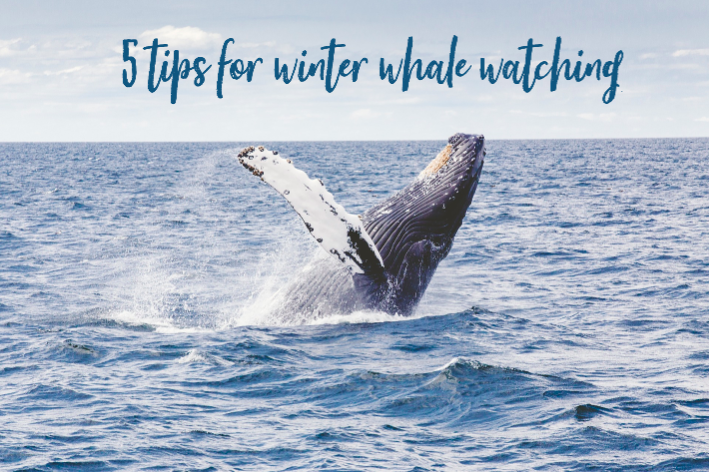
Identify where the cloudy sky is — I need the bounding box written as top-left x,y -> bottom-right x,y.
1,0 -> 707,141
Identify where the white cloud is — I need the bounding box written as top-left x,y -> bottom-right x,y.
0,68 -> 31,85
238,41 -> 277,49
0,38 -> 22,57
640,53 -> 657,59
577,113 -> 616,122
696,117 -> 709,122
351,108 -> 380,119
139,26 -> 222,50
392,97 -> 421,105
672,49 -> 709,57
38,39 -> 94,59
44,66 -> 83,76
510,110 -> 568,118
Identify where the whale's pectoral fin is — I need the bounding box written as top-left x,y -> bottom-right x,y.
238,146 -> 386,280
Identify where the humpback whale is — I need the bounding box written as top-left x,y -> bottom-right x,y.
239,133 -> 485,320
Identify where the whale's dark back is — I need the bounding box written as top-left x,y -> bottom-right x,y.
362,133 -> 485,314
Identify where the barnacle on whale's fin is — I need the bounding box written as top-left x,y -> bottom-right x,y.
238,146 -> 386,279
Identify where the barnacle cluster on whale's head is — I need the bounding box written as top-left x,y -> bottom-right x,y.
419,144 -> 453,177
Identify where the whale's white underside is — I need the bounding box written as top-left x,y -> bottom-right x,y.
238,146 -> 385,276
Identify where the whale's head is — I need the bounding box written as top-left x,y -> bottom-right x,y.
362,133 -> 485,314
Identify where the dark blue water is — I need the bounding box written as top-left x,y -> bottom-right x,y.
1,139 -> 708,471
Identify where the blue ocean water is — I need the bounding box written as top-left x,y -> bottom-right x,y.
1,139 -> 708,471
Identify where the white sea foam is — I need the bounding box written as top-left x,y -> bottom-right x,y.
176,348 -> 232,365
307,310 -> 413,326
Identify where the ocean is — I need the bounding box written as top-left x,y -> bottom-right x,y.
1,139 -> 708,471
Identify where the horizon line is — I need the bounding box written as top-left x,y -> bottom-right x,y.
1,136 -> 708,144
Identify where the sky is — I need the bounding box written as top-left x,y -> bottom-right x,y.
0,0 -> 707,141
